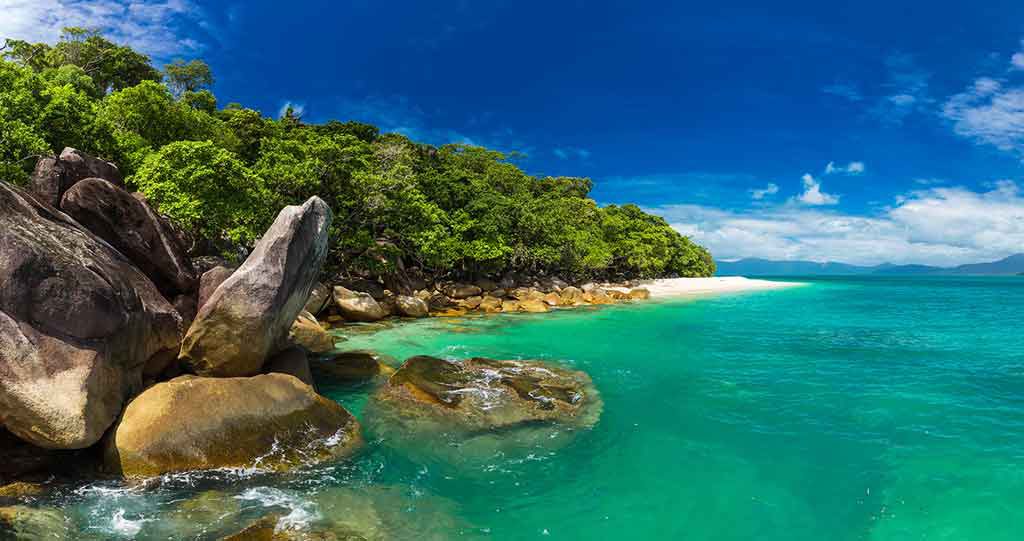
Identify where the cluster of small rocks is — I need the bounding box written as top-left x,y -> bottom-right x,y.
310,274 -> 652,325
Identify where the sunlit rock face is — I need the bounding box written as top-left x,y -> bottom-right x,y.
364,355 -> 603,465
103,374 -> 362,478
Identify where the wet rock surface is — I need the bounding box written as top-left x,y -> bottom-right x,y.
104,374 -> 362,478
369,356 -> 602,431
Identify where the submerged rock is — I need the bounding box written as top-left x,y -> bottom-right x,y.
60,177 -> 197,297
0,505 -> 72,540
104,374 -> 361,478
333,286 -> 388,322
366,356 -> 602,458
0,182 -> 182,449
314,350 -> 395,383
180,197 -> 332,377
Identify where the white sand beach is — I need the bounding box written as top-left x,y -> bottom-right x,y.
612,276 -> 805,298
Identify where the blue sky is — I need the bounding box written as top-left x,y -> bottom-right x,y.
3,0 -> 1024,265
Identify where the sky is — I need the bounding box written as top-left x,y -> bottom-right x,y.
2,0 -> 1024,265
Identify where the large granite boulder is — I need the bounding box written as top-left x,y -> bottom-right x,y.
104,374 -> 361,478
333,286 -> 388,322
60,178 -> 197,297
0,182 -> 182,449
179,197 -> 332,377
395,295 -> 429,318
30,147 -> 123,208
197,265 -> 234,309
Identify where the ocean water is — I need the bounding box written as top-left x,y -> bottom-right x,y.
39,277 -> 1024,539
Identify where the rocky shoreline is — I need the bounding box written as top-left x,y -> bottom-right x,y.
0,149 -> 619,538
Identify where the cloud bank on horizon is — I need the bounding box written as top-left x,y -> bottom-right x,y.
2,0 -> 1022,267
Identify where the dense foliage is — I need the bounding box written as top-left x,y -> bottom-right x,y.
0,29 -> 714,281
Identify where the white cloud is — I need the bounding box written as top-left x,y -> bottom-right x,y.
825,161 -> 865,175
943,76 -> 1024,154
0,0 -> 205,59
277,101 -> 306,119
1012,41 -> 1024,70
796,173 -> 839,205
1012,52 -> 1024,70
652,181 -> 1024,266
749,183 -> 778,200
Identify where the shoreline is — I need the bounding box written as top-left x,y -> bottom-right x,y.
609,276 -> 805,298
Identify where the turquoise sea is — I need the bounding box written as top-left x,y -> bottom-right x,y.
50,277 -> 1024,539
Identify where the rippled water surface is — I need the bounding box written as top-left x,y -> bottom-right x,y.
48,277 -> 1024,539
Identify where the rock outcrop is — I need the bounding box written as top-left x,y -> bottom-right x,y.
395,295 -> 429,318
0,182 -> 182,449
30,147 -> 123,208
365,356 -> 602,463
197,265 -> 234,309
104,374 -> 361,478
60,178 -> 197,297
369,356 -> 602,431
179,197 -> 332,377
289,311 -> 336,354
333,286 -> 388,322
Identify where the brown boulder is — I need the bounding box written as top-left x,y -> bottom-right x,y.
333,286 -> 388,322
60,178 -> 197,297
313,350 -> 395,382
180,197 -> 332,377
104,374 -> 361,478
559,286 -> 585,305
629,287 -> 651,300
0,182 -> 181,449
29,147 -> 123,208
395,295 -> 429,318
542,292 -> 562,306
478,296 -> 503,313
518,299 -> 550,313
444,284 -> 482,299
264,347 -> 315,387
289,311 -> 336,354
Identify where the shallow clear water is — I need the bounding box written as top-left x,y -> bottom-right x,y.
42,277 -> 1024,539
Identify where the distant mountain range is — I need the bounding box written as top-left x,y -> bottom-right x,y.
716,254 -> 1024,276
